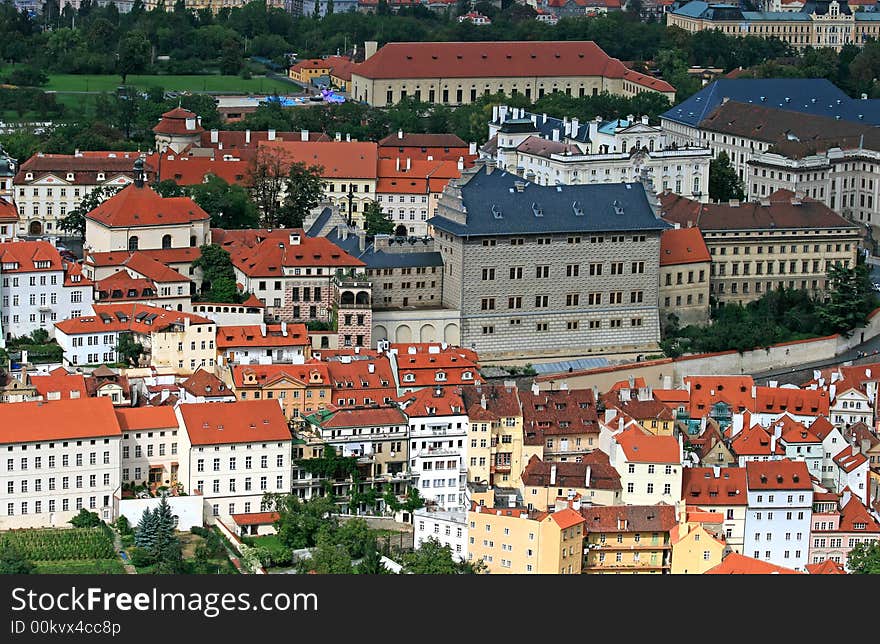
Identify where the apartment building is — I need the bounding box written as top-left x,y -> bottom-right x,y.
413,507 -> 469,561
84,166 -> 211,255
0,240 -> 93,340
398,386 -> 468,510
681,466 -> 748,553
230,362 -> 332,421
216,323 -> 311,366
375,158 -> 462,237
669,508 -> 728,574
520,453 -> 622,511
350,40 -> 675,107
659,227 -> 710,326
461,384 -> 524,488
581,504 -> 677,574
116,407 -> 181,490
608,427 -> 683,506
467,503 -> 586,574
377,132 -> 476,165
430,166 -> 668,360
391,343 -> 482,394
743,459 -> 814,571
360,235 -> 444,311
660,190 -> 861,305
13,150 -> 147,239
520,385 -> 601,462
0,397 -> 122,529
809,488 -> 880,567
667,0 -> 880,53
176,400 -> 292,523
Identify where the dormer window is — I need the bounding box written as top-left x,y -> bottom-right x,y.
2,262 -> 19,270
25,172 -> 32,180
404,374 -> 415,382
66,173 -> 74,181
462,371 -> 473,380
97,173 -> 105,181
435,372 -> 447,381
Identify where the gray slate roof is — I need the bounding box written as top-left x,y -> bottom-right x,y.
428,167 -> 670,237
360,250 -> 443,269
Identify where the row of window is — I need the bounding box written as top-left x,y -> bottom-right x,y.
481,318 -> 644,335
712,279 -> 824,296
190,476 -> 284,494
710,243 -> 850,256
122,443 -> 177,459
6,452 -> 111,470
480,291 -> 645,310
196,455 -> 281,471
7,495 -> 110,516
6,473 -> 111,492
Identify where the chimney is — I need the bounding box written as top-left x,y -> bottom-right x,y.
480,394 -> 487,410
770,435 -> 777,454
570,117 -> 579,136
492,105 -> 499,122
457,156 -> 464,171
396,157 -> 400,172
398,129 -> 404,140
552,128 -> 560,142
268,129 -> 276,141
531,381 -> 540,395
469,142 -> 477,155
585,465 -> 591,488
550,464 -> 557,486
364,41 -> 378,60
346,133 -> 351,142
300,129 -> 309,142
713,465 -> 720,478
210,129 -> 219,144
185,116 -> 196,131
281,321 -> 287,336
405,157 -> 411,171
641,115 -> 649,125
368,363 -> 375,373
245,129 -> 251,144
335,132 -> 342,142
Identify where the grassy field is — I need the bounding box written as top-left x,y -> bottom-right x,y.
43,73 -> 299,94
33,559 -> 125,574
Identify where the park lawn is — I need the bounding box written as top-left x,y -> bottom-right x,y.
44,73 -> 299,94
34,559 -> 125,574
242,534 -> 286,556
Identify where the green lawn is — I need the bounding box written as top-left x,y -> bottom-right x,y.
44,73 -> 299,95
34,559 -> 125,575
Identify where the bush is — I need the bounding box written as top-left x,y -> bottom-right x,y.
126,546 -> 155,568
69,509 -> 102,529
115,515 -> 132,536
5,67 -> 48,87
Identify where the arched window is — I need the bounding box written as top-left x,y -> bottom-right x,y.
128,236 -> 139,251
162,234 -> 172,249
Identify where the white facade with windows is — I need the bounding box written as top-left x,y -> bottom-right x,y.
829,388 -> 872,428
120,428 -> 181,488
375,192 -> 432,236
413,507 -> 468,562
407,408 -> 469,510
54,327 -> 120,367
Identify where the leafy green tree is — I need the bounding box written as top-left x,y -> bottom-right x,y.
4,66 -> 48,86
847,540 -> 880,574
0,545 -> 35,574
400,537 -> 486,574
333,518 -> 372,559
29,328 -> 49,344
356,537 -> 387,574
188,175 -> 259,229
297,534 -> 353,574
69,508 -> 102,528
192,243 -> 242,303
279,161 -> 325,229
262,493 -> 339,550
364,201 -> 395,237
818,260 -> 878,336
152,179 -> 186,198
58,185 -> 119,240
117,31 -> 150,84
708,151 -> 745,202
116,515 -> 132,535
402,486 -> 425,513
115,332 -> 144,367
247,145 -> 290,225
220,37 -> 243,75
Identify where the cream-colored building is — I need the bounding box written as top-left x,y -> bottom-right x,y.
520,455 -> 622,511
150,313 -> 217,375
116,407 -> 181,490
467,503 -> 586,574
582,504 -> 677,574
660,190 -> 862,306
659,227 -> 711,326
669,508 -> 728,574
667,0 -> 880,53
461,384 -> 524,489
607,427 -> 684,506
351,40 -> 675,108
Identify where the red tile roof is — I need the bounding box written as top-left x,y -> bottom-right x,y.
616,427 -> 680,463
181,368 -> 233,398
731,424 -> 785,457
376,159 -> 461,195
833,445 -> 868,473
0,197 -> 18,224
838,493 -> 880,532
93,251 -> 188,284
95,271 -> 157,302
85,183 -> 209,228
29,367 -> 87,400
460,384 -> 522,421
660,227 -> 710,266
311,406 -> 408,429
755,386 -> 829,417
0,397 -> 121,444
149,153 -> 249,186
257,140 -> 378,179
179,400 -> 291,445
231,362 -> 330,389
55,303 -> 212,336
521,387 -> 599,445
806,559 -> 846,574
353,41 -> 675,93
807,416 -> 837,441
521,453 -> 621,490
197,130 -> 331,153
0,240 -> 64,272
745,459 -> 812,490
397,386 -> 466,417
685,375 -> 755,418
378,133 -> 468,149
681,467 -> 748,506
652,388 -> 690,407
581,504 -> 677,533
706,552 -> 801,574
390,343 -> 479,363
772,415 -> 822,444
153,107 -> 205,136
548,507 -> 586,530
230,511 -> 280,526
115,406 -> 178,431
327,357 -> 397,406
15,152 -> 148,186
217,324 -> 309,348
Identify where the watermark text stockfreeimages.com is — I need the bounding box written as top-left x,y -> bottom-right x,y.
10,586 -> 318,620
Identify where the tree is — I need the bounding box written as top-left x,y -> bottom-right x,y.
58,185 -> 119,240
297,534 -> 353,574
333,518 -> 372,559
363,201 -> 394,237
152,179 -> 186,198
279,161 -> 325,229
115,332 -> 144,367
708,151 -> 745,202
847,540 -> 880,574
818,260 -> 878,336
247,146 -> 290,226
400,537 -> 486,574
192,243 -> 241,303
4,66 -> 48,86
188,175 -> 259,229
262,493 -> 338,550
356,537 -> 387,574
0,545 -> 35,574
117,31 -> 150,84
69,508 -> 102,528
220,37 -> 243,76
29,328 -> 49,344
134,507 -> 158,550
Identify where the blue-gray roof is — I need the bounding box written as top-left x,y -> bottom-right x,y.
428,168 -> 670,237
672,0 -> 709,17
358,250 -> 443,269
496,111 -> 591,143
598,118 -> 629,135
662,78 -> 880,127
740,10 -> 810,20
305,207 -> 334,237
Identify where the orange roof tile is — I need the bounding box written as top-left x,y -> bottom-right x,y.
311,406 -> 408,429
0,197 -> 18,223
581,504 -> 677,532
745,459 -> 812,490
179,400 -> 291,445
0,240 -> 64,272
397,386 -> 466,417
29,367 -> 87,400
838,493 -> 880,532
521,453 -> 620,490
755,386 -> 829,417
521,388 -> 599,446
153,107 -> 205,136
257,140 -> 378,179
0,398 -> 120,443
731,424 -> 786,457
660,227 -> 710,266
681,467 -> 748,506
806,559 -> 846,574
548,507 -> 586,530
95,271 -> 157,302
685,375 -> 755,418
706,552 -> 801,574
231,511 -> 280,526
231,362 -> 330,389
55,303 -> 212,336
85,183 -> 209,228
216,324 -> 309,348
833,445 -> 868,473
615,427 -> 680,463
115,406 -> 178,431
149,153 -> 249,186
181,368 -> 233,398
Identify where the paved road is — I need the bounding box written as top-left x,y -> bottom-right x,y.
750,332 -> 880,386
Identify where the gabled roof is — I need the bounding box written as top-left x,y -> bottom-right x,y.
55,303 -> 212,336
547,507 -> 586,531
308,406 -> 408,429
378,133 -> 468,149
230,512 -> 280,527
179,400 -> 291,445
87,251 -> 189,284
29,367 -> 87,400
833,445 -> 868,473
838,493 -> 880,532
681,467 -> 748,506
181,368 -> 233,398
353,41 -> 675,93
581,504 -> 677,533
706,552 -> 801,574
615,427 -> 680,463
460,384 -> 521,421
95,271 -> 157,302
745,459 -> 812,491
660,227 -> 710,266
216,324 -> 309,348
85,183 -> 209,228
0,197 -> 19,223
149,153 -> 249,186
15,152 -> 147,186
521,453 -> 621,490
755,386 -> 829,417
521,387 -> 599,445
232,361 -> 330,389
685,375 -> 755,417
773,415 -> 822,444
0,241 -> 64,272
806,559 -> 847,574
0,398 -> 120,444
731,424 -> 785,457
397,386 -> 466,417
257,140 -> 378,179
115,406 -> 178,431
807,416 -> 838,441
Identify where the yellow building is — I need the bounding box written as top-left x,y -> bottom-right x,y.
669,508 -> 728,575
229,362 -> 332,422
467,503 -> 585,574
582,505 -> 677,574
289,59 -> 334,86
149,313 -> 217,375
461,384 -> 524,488
520,454 -> 622,512
351,40 -> 676,107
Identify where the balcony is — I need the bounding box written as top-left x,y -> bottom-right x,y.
588,542 -> 671,551
490,464 -> 511,473
585,561 -> 669,572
